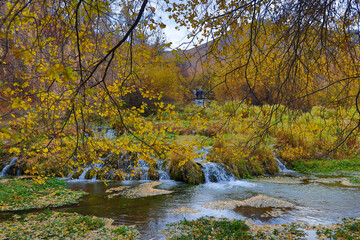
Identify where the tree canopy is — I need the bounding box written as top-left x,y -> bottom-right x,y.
0,0 -> 359,178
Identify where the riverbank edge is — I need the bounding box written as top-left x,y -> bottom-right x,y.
0,177 -> 87,211
163,216 -> 360,239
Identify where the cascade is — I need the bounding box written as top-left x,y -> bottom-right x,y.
201,162 -> 237,183
133,159 -> 149,180
72,126 -> 171,181
123,155 -> 170,181
0,157 -> 18,177
275,157 -> 296,173
154,156 -> 170,180
78,166 -> 93,180
195,147 -> 238,183
77,163 -> 104,180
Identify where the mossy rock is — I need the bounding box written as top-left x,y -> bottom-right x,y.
96,168 -> 124,181
149,164 -> 159,180
96,167 -> 112,180
168,159 -> 205,185
54,166 -> 71,178
208,142 -> 279,178
110,171 -> 124,181
85,169 -> 96,179
72,170 -> 82,179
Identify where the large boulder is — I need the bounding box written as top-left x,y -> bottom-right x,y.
168,156 -> 205,185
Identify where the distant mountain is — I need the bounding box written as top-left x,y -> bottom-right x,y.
164,36 -> 232,78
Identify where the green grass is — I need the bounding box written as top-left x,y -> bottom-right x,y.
0,211 -> 139,240
0,178 -> 86,211
293,157 -> 360,174
349,176 -> 360,184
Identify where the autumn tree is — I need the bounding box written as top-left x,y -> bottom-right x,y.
0,0 -> 196,179
1,0 -> 360,178
169,0 -> 360,156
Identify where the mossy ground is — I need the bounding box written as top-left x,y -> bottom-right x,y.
163,216 -> 360,240
0,178 -> 86,211
0,210 -> 139,240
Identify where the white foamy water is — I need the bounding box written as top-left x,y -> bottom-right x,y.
203,180 -> 257,189
0,157 -> 18,177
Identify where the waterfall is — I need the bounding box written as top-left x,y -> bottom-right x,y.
195,147 -> 237,183
134,159 -> 149,180
0,157 -> 18,177
96,126 -> 116,139
201,162 -> 237,183
155,156 -> 170,180
275,157 -> 296,173
123,154 -> 171,181
76,162 -> 104,180
78,166 -> 93,180
158,169 -> 171,180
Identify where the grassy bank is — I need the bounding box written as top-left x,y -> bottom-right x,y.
0,210 -> 139,240
163,216 -> 360,239
0,178 -> 86,211
293,157 -> 360,174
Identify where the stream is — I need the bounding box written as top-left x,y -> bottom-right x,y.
55,176 -> 360,239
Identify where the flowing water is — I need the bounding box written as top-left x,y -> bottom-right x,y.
57,151 -> 360,239
275,157 -> 297,174
0,157 -> 18,177
195,146 -> 237,183
57,177 -> 360,239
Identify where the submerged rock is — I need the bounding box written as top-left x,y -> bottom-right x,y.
202,194 -> 295,219
251,176 -> 304,184
106,186 -> 131,198
202,200 -> 243,210
115,181 -> 173,198
168,207 -> 200,214
203,194 -> 295,210
238,194 -> 295,208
